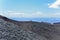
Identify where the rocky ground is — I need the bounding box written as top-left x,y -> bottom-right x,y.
0,15 -> 60,40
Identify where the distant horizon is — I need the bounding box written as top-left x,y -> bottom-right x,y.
10,18 -> 60,23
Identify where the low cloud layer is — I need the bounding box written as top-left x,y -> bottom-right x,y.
48,0 -> 60,8
0,11 -> 60,18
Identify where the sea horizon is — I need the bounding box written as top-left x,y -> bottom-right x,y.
10,18 -> 60,23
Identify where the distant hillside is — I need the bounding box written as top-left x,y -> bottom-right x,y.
0,15 -> 60,40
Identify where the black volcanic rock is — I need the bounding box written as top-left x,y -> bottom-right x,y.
0,15 -> 47,40
0,15 -> 60,40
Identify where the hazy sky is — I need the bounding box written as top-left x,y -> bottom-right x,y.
0,0 -> 60,18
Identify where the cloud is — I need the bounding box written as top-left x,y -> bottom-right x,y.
0,11 -> 45,18
48,0 -> 60,8
0,11 -> 60,18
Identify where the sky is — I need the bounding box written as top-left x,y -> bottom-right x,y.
0,0 -> 60,22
